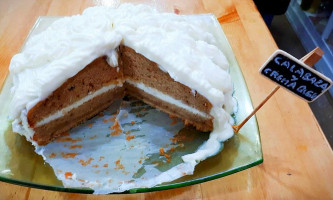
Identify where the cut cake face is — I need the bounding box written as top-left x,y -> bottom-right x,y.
8,4 -> 235,146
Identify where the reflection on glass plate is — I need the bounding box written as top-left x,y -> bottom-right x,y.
0,16 -> 262,193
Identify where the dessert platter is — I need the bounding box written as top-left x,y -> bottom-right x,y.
0,4 -> 262,194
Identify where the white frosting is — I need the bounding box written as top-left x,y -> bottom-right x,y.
9,4 -> 235,157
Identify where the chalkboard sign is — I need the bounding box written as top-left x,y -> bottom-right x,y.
259,50 -> 332,102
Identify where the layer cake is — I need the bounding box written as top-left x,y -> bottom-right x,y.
8,4 -> 235,146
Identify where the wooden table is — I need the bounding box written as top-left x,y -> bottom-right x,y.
1,0 -> 332,199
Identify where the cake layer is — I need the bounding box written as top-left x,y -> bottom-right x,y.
120,46 -> 212,114
32,86 -> 125,145
125,82 -> 213,131
27,56 -> 123,127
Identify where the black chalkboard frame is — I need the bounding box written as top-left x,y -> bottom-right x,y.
259,49 -> 332,102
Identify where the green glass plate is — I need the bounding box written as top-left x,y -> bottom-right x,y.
0,16 -> 262,193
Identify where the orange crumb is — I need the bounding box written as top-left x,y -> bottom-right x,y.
138,160 -> 142,164
114,159 -> 124,170
99,156 -> 105,161
64,172 -> 72,179
126,135 -> 135,141
79,157 -> 94,166
49,153 -> 56,158
169,138 -> 177,144
61,152 -> 78,158
170,147 -> 176,152
174,7 -> 180,14
170,118 -> 178,125
56,137 -> 82,143
103,163 -> 108,167
169,114 -> 177,119
103,119 -> 108,123
88,123 -> 93,128
69,145 -> 82,149
89,135 -> 97,140
62,132 -> 70,136
125,131 -> 130,135
92,164 -> 99,168
159,148 -> 165,156
109,116 -> 116,122
110,119 -> 122,136
131,121 -> 135,125
98,112 -> 104,117
164,153 -> 171,159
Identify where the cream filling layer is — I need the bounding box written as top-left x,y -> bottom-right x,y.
35,80 -> 210,128
35,83 -> 123,127
125,80 -> 210,119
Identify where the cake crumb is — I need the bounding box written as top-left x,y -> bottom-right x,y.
110,119 -> 122,136
103,163 -> 108,167
78,178 -> 85,182
98,112 -> 104,117
114,159 -> 124,170
88,123 -> 93,128
61,152 -> 78,159
159,148 -> 165,156
103,119 -> 108,123
62,132 -> 70,136
69,145 -> 82,149
170,118 -> 178,125
99,156 -> 105,161
64,172 -> 73,179
109,116 -> 116,122
169,114 -> 177,119
89,135 -> 97,140
174,7 -> 180,14
79,157 -> 94,166
126,135 -> 135,141
164,153 -> 171,159
49,153 -> 56,158
92,164 -> 99,168
131,121 -> 135,125
125,131 -> 131,135
138,160 -> 142,164
56,137 -> 82,143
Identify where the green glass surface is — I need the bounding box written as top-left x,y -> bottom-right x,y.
0,17 -> 262,193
